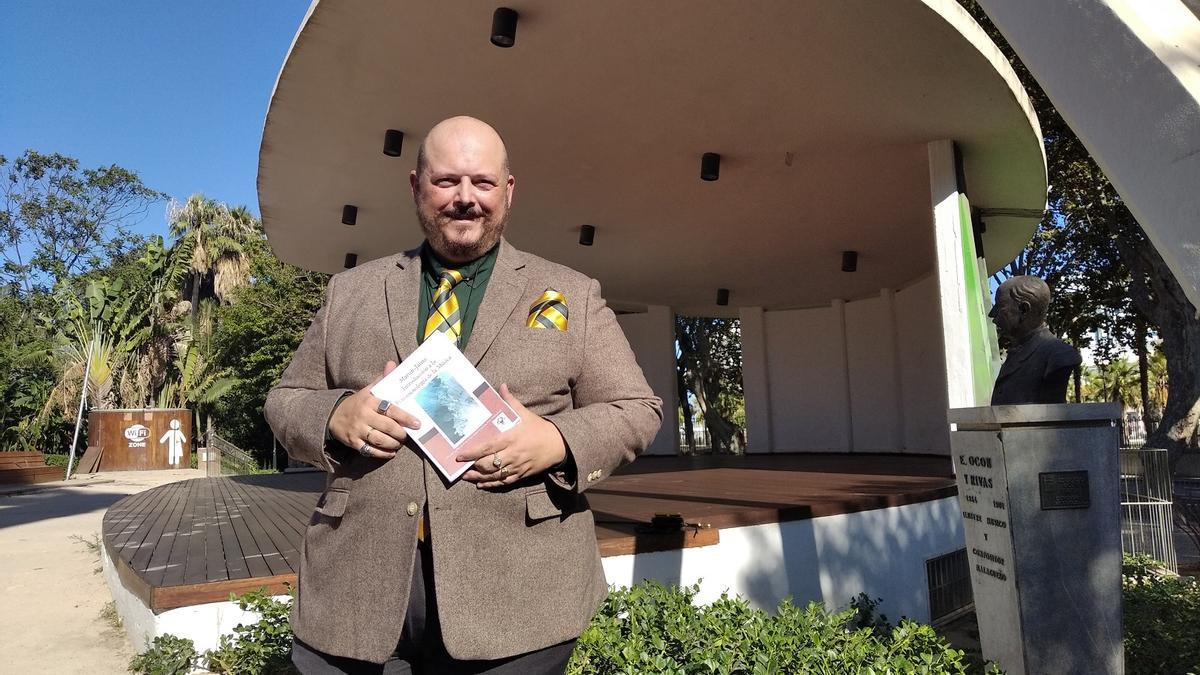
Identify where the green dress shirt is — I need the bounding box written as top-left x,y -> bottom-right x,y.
416,242 -> 499,350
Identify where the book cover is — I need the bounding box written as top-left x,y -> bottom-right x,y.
370,332 -> 520,482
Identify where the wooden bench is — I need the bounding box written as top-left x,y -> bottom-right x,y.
0,452 -> 65,485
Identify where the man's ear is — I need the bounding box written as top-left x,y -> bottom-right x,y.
1017,300 -> 1031,316
505,175 -> 515,209
409,170 -> 420,199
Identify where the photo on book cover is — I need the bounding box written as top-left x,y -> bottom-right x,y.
415,370 -> 491,447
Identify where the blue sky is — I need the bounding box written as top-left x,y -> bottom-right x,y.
1,1 -> 312,237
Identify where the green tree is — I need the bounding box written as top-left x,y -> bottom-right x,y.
167,194 -> 256,325
963,1 -> 1200,460
0,151 -> 162,295
675,317 -> 744,454
211,228 -> 329,457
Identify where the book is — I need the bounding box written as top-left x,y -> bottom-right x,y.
370,331 -> 521,482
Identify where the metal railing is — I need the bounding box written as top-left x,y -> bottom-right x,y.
1120,446 -> 1177,571
207,431 -> 262,476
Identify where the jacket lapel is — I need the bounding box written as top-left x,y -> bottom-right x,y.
464,238 -> 528,365
385,247 -> 423,362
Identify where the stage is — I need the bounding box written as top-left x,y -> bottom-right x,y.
101,453 -> 965,651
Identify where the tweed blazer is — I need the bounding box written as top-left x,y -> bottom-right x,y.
264,238 -> 663,664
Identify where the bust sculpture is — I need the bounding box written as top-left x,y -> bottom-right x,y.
989,275 -> 1082,405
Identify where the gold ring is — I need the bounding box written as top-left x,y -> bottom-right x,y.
492,455 -> 503,469
501,466 -> 510,477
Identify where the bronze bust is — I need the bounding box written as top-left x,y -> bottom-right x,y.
989,276 -> 1081,405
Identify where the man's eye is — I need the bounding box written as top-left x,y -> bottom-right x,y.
475,180 -> 496,189
435,180 -> 456,187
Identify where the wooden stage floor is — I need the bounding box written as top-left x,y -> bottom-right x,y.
101,453 -> 956,612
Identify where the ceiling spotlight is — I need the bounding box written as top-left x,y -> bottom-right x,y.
701,152 -> 721,181
341,204 -> 358,226
716,288 -> 730,306
842,250 -> 858,273
579,224 -> 595,246
344,253 -> 358,269
491,7 -> 518,48
383,129 -> 404,157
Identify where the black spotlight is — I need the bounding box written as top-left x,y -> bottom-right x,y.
341,204 -> 358,226
579,224 -> 595,246
701,152 -> 721,181
383,129 -> 404,157
491,7 -> 518,48
841,250 -> 858,273
716,288 -> 730,306
344,253 -> 358,269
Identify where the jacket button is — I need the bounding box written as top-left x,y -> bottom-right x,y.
406,502 -> 419,516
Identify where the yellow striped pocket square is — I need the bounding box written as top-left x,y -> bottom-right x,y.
527,289 -> 568,331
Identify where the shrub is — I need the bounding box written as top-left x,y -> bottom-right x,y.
43,453 -> 69,468
204,588 -> 295,674
567,581 -> 974,674
1123,554 -> 1200,675
128,634 -> 198,675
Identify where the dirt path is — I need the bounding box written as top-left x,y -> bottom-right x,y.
0,470 -> 203,674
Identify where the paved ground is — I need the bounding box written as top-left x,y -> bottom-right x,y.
0,469 -> 202,674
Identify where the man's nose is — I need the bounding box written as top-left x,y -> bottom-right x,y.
454,177 -> 475,206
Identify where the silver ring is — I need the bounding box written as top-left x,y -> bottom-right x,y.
376,399 -> 391,414
358,442 -> 373,457
492,455 -> 503,469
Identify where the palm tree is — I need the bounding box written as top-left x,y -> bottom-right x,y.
167,195 -> 256,325
1085,358 -> 1140,408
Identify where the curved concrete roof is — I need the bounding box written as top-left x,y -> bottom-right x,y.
259,0 -> 1045,313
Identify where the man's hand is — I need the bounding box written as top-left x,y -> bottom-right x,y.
457,383 -> 567,488
327,361 -> 422,460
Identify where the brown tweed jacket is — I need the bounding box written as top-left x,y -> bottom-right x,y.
264,238 -> 662,664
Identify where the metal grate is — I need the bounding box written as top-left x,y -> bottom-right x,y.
927,547 -> 972,622
1120,447 -> 1177,571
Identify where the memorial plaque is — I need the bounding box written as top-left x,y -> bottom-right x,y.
950,404 -> 1123,675
1038,471 -> 1090,510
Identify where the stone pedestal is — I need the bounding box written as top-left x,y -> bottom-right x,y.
948,403 -> 1122,675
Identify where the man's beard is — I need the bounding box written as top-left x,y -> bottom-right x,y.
417,206 -> 508,263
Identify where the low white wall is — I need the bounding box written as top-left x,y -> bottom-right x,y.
602,495 -> 965,623
758,276 -> 949,454
617,305 -> 678,455
103,546 -> 288,656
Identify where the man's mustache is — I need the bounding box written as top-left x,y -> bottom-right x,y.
442,207 -> 483,219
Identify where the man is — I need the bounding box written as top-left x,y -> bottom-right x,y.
265,116 -> 662,673
988,275 -> 1081,405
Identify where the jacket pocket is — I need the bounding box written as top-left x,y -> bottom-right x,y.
526,487 -> 563,521
314,488 -> 349,518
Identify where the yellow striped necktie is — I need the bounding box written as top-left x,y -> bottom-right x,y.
527,289 -> 568,330
424,269 -> 466,343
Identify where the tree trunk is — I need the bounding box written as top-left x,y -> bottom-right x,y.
1112,209 -> 1200,465
1137,321 -> 1150,420
1073,366 -> 1082,403
189,271 -> 202,327
677,367 -> 695,454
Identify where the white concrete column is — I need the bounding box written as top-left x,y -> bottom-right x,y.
928,139 -> 977,409
739,306 -> 772,453
832,299 -> 855,452
617,305 -> 679,455
975,0 -> 1200,312
881,288 -> 906,451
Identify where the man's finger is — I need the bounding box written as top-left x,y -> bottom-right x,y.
369,360 -> 399,388
456,440 -> 501,463
370,414 -> 413,442
382,405 -> 422,430
498,383 -> 528,413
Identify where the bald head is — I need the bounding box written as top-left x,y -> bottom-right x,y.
990,275 -> 1051,342
415,116 -> 510,179
409,116 -> 516,264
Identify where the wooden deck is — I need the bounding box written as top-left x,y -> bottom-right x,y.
102,453 -> 956,612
